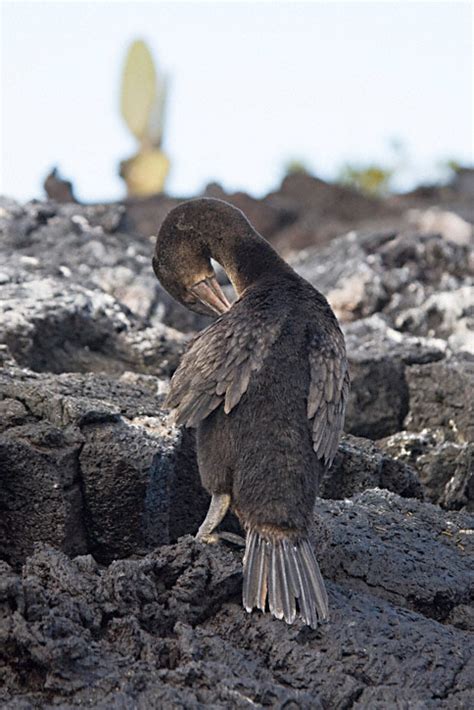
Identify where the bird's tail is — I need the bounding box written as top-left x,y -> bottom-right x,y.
242,528 -> 329,629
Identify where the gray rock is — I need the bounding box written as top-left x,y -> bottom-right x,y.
346,338 -> 409,439
395,286 -> 474,354
0,278 -> 186,378
406,206 -> 473,246
314,490 -> 474,625
442,446 -> 474,511
405,354 -> 474,444
322,434 -> 423,500
376,230 -> 473,287
80,418 -> 179,562
451,167 -> 474,198
0,197 -> 206,332
343,314 -> 447,365
292,230 -> 473,333
293,231 -> 390,322
0,422 -> 87,567
379,429 -> 473,511
0,491 -> 473,709
0,367 -> 200,567
343,315 -> 446,439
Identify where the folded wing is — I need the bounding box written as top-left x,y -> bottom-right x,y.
166,293 -> 287,428
307,328 -> 350,467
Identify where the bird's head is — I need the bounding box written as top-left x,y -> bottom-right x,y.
153,199 -> 233,317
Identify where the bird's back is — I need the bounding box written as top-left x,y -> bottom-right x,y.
220,276 -> 328,532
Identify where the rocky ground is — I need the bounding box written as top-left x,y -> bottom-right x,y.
0,172 -> 473,708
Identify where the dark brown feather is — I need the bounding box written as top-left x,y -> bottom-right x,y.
307,332 -> 349,467
166,293 -> 288,428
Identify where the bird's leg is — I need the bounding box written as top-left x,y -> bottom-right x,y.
196,493 -> 231,544
196,493 -> 247,547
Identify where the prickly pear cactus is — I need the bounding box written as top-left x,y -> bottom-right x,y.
119,40 -> 169,197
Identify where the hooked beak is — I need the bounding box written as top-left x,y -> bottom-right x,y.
190,276 -> 232,316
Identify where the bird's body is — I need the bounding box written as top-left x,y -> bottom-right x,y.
195,276 -> 331,532
153,198 -> 349,628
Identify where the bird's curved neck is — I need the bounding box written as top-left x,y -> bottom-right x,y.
209,230 -> 290,297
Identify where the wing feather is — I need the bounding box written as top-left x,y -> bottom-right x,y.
166,291 -> 287,427
307,327 -> 349,467
167,279 -> 349,468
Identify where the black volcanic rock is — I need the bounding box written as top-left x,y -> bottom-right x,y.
0,365 -> 424,570
1,187 -> 474,707
342,315 -> 445,439
313,490 -> 473,625
0,277 -> 186,377
379,429 -> 474,512
0,493 -> 473,708
0,421 -> 87,566
323,434 -> 423,500
405,354 -> 474,444
0,197 -> 208,332
292,229 -> 473,331
0,367 -> 202,568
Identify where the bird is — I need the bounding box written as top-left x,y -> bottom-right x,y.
152,197 -> 349,628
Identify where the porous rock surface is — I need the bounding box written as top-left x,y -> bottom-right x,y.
1,179 -> 473,707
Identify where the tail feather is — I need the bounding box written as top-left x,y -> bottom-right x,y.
276,541 -> 295,624
243,530 -> 329,629
300,538 -> 329,622
255,536 -> 268,612
242,531 -> 258,608
269,543 -> 285,621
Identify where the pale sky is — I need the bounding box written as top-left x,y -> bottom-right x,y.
1,1 -> 473,203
